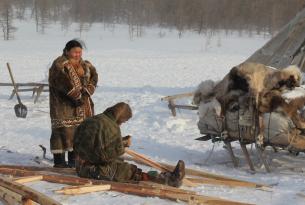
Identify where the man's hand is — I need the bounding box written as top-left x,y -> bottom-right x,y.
122,135 -> 132,147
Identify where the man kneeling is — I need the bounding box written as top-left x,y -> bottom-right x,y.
74,102 -> 185,187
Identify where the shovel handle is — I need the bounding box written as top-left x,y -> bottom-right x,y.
6,63 -> 22,104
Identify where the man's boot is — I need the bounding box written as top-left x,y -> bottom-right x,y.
68,151 -> 75,168
53,153 -> 68,168
147,160 -> 185,187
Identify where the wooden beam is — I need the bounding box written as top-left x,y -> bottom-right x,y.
14,176 -> 43,184
55,184 -> 111,195
0,176 -> 61,205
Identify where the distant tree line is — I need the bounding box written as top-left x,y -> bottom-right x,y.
1,0 -> 305,40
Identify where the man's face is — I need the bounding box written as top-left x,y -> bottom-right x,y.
117,117 -> 130,126
67,47 -> 82,61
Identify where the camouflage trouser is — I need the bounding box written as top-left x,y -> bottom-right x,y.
50,127 -> 76,154
77,159 -> 139,182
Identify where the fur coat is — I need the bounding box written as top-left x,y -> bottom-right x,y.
49,55 -> 98,129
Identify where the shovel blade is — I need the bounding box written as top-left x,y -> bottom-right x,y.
14,103 -> 27,118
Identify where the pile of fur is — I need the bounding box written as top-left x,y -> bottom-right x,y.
194,62 -> 305,151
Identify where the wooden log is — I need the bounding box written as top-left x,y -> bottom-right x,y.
14,176 -> 43,184
55,184 -> 111,195
125,149 -> 197,187
0,176 -> 61,205
0,168 -> 252,205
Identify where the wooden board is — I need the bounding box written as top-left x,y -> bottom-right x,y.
0,176 -> 61,205
55,184 -> 111,195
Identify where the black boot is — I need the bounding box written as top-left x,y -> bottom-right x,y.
68,151 -> 75,168
53,153 -> 68,168
151,160 -> 185,187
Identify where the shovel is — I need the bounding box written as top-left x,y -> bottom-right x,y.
6,63 -> 28,118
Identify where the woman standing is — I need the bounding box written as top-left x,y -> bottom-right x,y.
49,40 -> 98,168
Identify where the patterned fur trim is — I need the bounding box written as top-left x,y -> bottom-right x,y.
85,84 -> 96,96
67,87 -> 82,100
51,117 -> 84,128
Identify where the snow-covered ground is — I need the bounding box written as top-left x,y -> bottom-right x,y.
1,20 -> 305,205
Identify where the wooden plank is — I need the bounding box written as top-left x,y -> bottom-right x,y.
125,149 -> 197,187
0,167 -> 252,205
55,184 -> 111,195
14,176 -> 43,184
0,176 -> 62,205
161,92 -> 194,101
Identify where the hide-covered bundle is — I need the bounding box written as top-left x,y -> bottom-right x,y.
194,62 -> 305,151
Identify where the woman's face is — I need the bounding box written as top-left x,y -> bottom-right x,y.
67,47 -> 82,61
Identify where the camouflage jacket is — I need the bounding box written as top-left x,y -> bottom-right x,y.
49,55 -> 98,128
74,111 -> 125,164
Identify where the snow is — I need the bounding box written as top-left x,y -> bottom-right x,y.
1,20 -> 305,205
